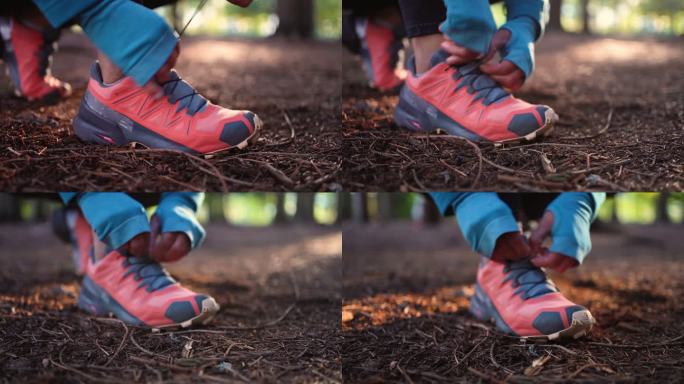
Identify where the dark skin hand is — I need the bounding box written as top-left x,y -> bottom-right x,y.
528,211 -> 579,273
121,215 -> 191,263
491,231 -> 531,261
442,28 -> 526,91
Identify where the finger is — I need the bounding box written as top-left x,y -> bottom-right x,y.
507,234 -> 532,260
529,251 -> 556,268
150,215 -> 161,243
441,40 -> 481,61
143,81 -> 164,100
128,233 -> 149,258
165,235 -> 191,262
490,72 -> 525,91
557,257 -> 579,273
150,233 -> 176,262
529,211 -> 555,248
480,60 -> 518,76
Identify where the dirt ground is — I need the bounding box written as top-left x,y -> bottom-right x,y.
342,33 -> 684,191
0,223 -> 341,383
0,32 -> 341,192
342,221 -> 684,383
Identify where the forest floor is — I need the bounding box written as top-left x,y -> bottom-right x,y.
0,33 -> 341,191
0,223 -> 342,383
342,221 -> 684,383
342,33 -> 684,191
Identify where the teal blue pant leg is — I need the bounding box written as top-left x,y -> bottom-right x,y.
32,0 -> 178,86
155,193 -> 206,250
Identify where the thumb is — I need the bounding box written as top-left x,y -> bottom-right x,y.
530,251 -> 555,268
530,211 -> 554,248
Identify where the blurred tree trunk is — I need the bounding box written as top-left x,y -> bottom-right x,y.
294,193 -> 315,222
610,196 -> 619,224
581,0 -> 591,34
171,1 -> 182,33
656,193 -> 670,224
0,194 -> 20,222
275,0 -> 314,38
206,194 -> 226,223
548,0 -> 563,31
273,193 -> 288,224
351,193 -> 368,223
422,197 -> 441,226
378,193 -> 392,222
336,193 -> 352,224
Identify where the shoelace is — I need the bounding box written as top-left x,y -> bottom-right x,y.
161,75 -> 208,116
502,259 -> 558,300
449,62 -> 510,106
122,255 -> 176,292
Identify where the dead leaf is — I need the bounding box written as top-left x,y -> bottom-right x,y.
541,153 -> 556,174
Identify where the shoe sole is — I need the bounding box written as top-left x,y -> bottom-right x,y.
394,87 -> 558,145
470,284 -> 595,341
74,89 -> 262,156
79,276 -> 220,329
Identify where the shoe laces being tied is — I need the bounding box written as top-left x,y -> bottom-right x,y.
431,49 -> 511,106
502,259 -> 559,300
122,254 -> 177,292
160,70 -> 208,116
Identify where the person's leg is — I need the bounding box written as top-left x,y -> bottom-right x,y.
38,0 -> 261,154
397,0 -> 445,74
0,4 -> 71,102
393,0 -> 557,144
344,0 -> 405,91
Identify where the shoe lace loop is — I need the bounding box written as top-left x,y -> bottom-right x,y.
122,255 -> 176,292
502,259 -> 558,300
161,74 -> 208,116
449,62 -> 510,106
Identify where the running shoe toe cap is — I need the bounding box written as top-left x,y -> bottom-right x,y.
219,112 -> 257,147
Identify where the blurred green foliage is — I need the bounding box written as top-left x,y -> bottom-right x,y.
159,0 -> 340,39
492,0 -> 684,35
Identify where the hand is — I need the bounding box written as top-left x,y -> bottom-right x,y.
143,43 -> 181,99
123,232 -> 150,258
441,39 -> 483,66
492,232 -> 531,261
148,215 -> 191,263
529,211 -> 579,273
479,29 -> 525,91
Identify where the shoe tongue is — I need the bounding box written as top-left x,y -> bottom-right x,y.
162,70 -> 207,115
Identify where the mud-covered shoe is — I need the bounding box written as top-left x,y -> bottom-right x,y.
356,18 -> 405,92
51,208 -> 93,276
470,256 -> 595,340
0,17 -> 71,102
73,62 -> 261,155
395,50 -> 558,144
79,248 -> 219,328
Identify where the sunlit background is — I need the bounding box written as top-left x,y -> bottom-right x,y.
0,193 -> 340,226
154,0 -> 341,39
348,193 -> 684,225
491,0 -> 684,35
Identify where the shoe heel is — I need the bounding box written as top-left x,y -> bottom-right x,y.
394,88 -> 434,133
73,92 -> 127,146
78,276 -> 108,316
468,285 -> 492,322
